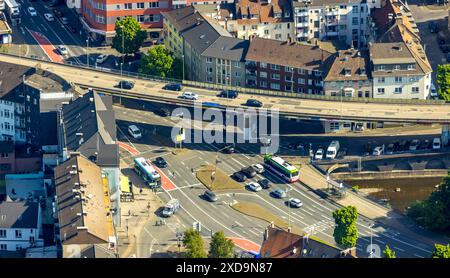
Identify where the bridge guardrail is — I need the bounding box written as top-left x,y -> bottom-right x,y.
1,51 -> 447,105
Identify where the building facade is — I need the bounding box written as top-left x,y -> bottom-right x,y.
0,201 -> 43,252
79,0 -> 171,42
292,0 -> 381,48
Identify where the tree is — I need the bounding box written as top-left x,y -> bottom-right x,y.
332,206 -> 358,248
407,173 -> 450,232
383,245 -> 396,258
139,45 -> 174,78
209,231 -> 235,258
112,17 -> 147,55
182,229 -> 207,258
436,64 -> 450,100
431,244 -> 450,258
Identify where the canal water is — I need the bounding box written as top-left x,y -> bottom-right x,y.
345,177 -> 444,213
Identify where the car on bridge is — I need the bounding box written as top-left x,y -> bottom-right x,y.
117,80 -> 135,90
218,90 -> 239,99
315,148 -> 324,160
270,189 -> 287,199
203,190 -> 218,202
232,171 -> 247,182
163,83 -> 183,91
180,92 -> 198,100
241,166 -> 257,178
247,182 -> 262,192
27,7 -> 37,16
128,125 -> 142,139
245,99 -> 263,108
154,157 -> 168,168
156,107 -> 170,117
252,164 -> 264,174
96,54 -> 108,64
409,139 -> 420,151
288,198 -> 303,208
372,145 -> 385,156
258,179 -> 271,189
44,13 -> 55,22
56,45 -> 68,56
433,138 -> 441,150
386,144 -> 395,154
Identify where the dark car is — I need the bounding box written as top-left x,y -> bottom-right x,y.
245,99 -> 263,107
156,107 -> 170,117
218,90 -> 239,99
419,139 -> 431,150
65,24 -> 76,33
429,22 -> 439,33
221,144 -> 235,154
52,9 -> 63,18
203,190 -> 218,202
232,171 -> 247,182
440,44 -> 450,53
399,140 -> 410,151
155,157 -> 168,168
117,80 -> 134,89
258,179 -> 271,189
393,141 -> 401,152
270,189 -> 287,199
241,166 -> 257,178
163,83 -> 183,91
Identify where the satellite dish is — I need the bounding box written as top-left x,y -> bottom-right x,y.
229,13 -> 233,19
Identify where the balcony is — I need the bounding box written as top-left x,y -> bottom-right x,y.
296,22 -> 308,28
295,11 -> 308,17
326,19 -> 338,26
297,32 -> 308,38
325,10 -> 338,16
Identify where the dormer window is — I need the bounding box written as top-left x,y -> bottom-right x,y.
377,65 -> 385,71
274,13 -> 282,18
359,68 -> 366,76
343,68 -> 351,77
408,64 -> 416,70
393,65 -> 400,70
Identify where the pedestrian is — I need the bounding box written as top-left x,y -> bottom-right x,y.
173,171 -> 176,177
140,188 -> 143,194
128,210 -> 131,216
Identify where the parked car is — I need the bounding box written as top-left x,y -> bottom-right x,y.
399,140 -> 410,151
440,44 -> 450,53
27,7 -> 37,16
258,179 -> 271,189
419,140 -> 430,150
270,189 -> 287,199
315,148 -> 324,160
52,9 -> 63,18
156,107 -> 170,117
180,92 -> 199,100
372,145 -> 385,156
385,144 -> 394,154
288,198 -> 303,208
96,54 -> 108,64
163,83 -> 183,91
127,124 -> 142,139
247,182 -> 262,192
56,45 -> 68,55
252,164 -> 264,174
433,138 -> 441,150
155,157 -> 168,168
117,80 -> 134,89
232,171 -> 247,182
393,141 -> 401,152
245,99 -> 263,107
429,22 -> 439,33
44,13 -> 55,22
241,166 -> 257,178
409,139 -> 420,151
218,90 -> 239,98
203,190 -> 218,202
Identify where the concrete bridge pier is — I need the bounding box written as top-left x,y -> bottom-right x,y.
442,124 -> 449,146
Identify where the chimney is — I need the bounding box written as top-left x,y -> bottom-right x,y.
270,222 -> 274,228
263,228 -> 269,240
287,227 -> 292,233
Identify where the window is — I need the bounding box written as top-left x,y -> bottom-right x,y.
0,229 -> 6,238
0,244 -> 6,251
260,71 -> 268,78
137,2 -> 144,9
136,15 -> 144,23
411,87 -> 419,93
394,87 -> 402,94
15,230 -> 22,238
275,34 -> 282,40
352,17 -> 358,25
124,3 -> 132,9
260,81 -> 267,87
352,5 -> 359,12
270,64 -> 281,70
95,14 -> 105,23
150,2 -> 159,8
270,83 -> 281,90
260,62 -> 267,68
377,65 -> 385,71
285,75 -> 292,82
408,64 -> 416,70
285,66 -> 293,73
285,85 -> 292,91
298,68 -> 305,74
264,30 -> 269,35
395,77 -> 402,83
377,88 -> 385,94
206,57 -> 213,63
1,152 -> 8,158
235,72 -> 241,77
234,62 -> 241,68
378,77 -> 385,83
271,73 -> 280,80
298,78 -> 305,84
393,65 -> 400,70
16,245 -> 22,251
410,76 -> 419,82
251,25 -> 257,30
206,67 -> 212,74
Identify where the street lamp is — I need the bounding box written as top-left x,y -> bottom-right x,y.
369,223 -> 374,258
86,39 -> 89,67
120,25 -> 125,68
181,54 -> 185,80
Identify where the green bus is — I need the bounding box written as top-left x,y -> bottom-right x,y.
263,154 -> 299,183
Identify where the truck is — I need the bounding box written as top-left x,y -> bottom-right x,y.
162,199 -> 180,217
4,0 -> 20,25
326,140 -> 340,159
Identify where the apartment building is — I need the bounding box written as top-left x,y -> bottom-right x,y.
79,0 -> 171,43
245,37 -> 333,94
292,0 -> 381,48
0,201 -> 43,252
172,0 -> 234,9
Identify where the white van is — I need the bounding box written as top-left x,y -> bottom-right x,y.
162,199 -> 180,217
432,138 -> 441,150
128,125 -> 142,139
326,141 -> 340,159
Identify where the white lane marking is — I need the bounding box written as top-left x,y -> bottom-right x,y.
220,211 -> 231,219
394,246 -> 405,252
231,157 -> 247,168
414,254 -> 424,258
234,221 -> 244,227
374,238 -> 386,245
248,229 -> 259,236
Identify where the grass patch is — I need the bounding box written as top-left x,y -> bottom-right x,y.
196,165 -> 243,191
231,202 -> 303,235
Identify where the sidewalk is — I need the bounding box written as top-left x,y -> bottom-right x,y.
299,164 -> 449,246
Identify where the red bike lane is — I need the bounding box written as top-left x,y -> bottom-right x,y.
28,29 -> 64,63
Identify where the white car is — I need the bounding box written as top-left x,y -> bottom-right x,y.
432,138 -> 441,150
252,164 -> 264,174
27,7 -> 37,17
181,92 -> 198,100
128,125 -> 142,139
372,145 -> 384,156
56,45 -> 68,55
247,182 -> 262,192
409,139 -> 420,151
289,198 -> 303,208
44,13 -> 55,22
96,54 -> 108,64
315,148 -> 324,160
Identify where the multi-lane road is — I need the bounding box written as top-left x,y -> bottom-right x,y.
114,105 -> 439,258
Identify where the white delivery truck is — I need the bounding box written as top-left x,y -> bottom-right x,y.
326,140 -> 340,159
162,199 -> 180,217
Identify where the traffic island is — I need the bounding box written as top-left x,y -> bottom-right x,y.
230,202 -> 303,235
196,165 -> 243,191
